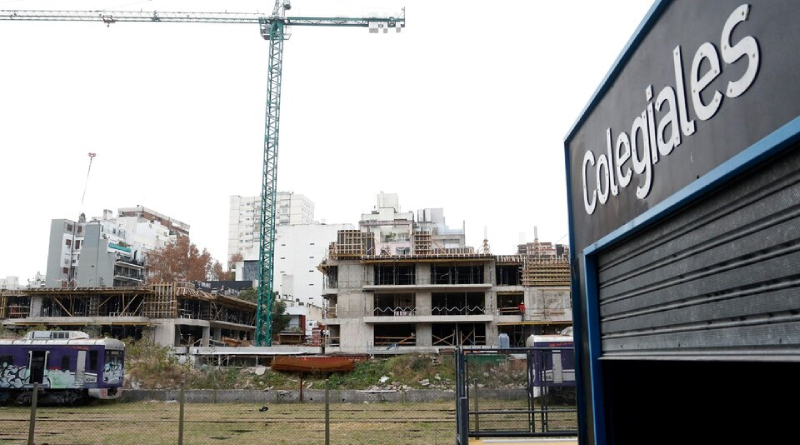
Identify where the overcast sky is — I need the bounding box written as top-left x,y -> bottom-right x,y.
0,0 -> 654,281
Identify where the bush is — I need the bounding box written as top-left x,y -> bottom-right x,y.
123,337 -> 190,389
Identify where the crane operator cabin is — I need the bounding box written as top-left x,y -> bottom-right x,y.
565,1 -> 800,444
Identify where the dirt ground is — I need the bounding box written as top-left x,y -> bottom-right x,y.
1,400 -> 456,445
0,397 -> 576,445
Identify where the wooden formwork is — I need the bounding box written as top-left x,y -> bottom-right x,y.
329,230 -> 375,259
413,231 -> 432,255
522,259 -> 571,287
144,282 -> 179,318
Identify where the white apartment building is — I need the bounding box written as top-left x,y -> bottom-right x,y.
228,192 -> 315,261
117,206 -> 189,252
360,192 -> 415,256
0,276 -> 21,291
236,222 -> 355,307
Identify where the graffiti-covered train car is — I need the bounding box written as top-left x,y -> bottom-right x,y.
0,331 -> 124,405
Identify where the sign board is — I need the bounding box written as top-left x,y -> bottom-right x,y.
567,0 -> 800,254
564,2 -> 800,444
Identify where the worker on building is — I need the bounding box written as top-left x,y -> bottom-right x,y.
519,302 -> 526,321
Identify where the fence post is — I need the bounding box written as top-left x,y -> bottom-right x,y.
458,396 -> 469,445
178,381 -> 185,445
325,378 -> 330,445
473,379 -> 480,432
27,382 -> 38,445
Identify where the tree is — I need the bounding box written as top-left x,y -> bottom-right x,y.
147,236 -> 213,283
213,252 -> 242,281
228,253 -> 243,273
210,261 -> 225,281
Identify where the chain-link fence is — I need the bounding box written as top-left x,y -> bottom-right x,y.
1,382 -> 457,445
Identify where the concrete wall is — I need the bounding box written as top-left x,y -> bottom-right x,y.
75,224 -> 115,287
528,287 -> 571,322
45,219 -> 70,287
152,320 -> 177,346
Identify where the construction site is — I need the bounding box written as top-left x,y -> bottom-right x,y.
319,227 -> 571,354
0,282 -> 256,347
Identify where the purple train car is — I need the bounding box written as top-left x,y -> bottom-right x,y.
525,329 -> 576,400
0,331 -> 125,405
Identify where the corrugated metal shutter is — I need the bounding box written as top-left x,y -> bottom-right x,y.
596,147 -> 800,360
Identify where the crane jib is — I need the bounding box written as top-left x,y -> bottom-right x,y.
0,10 -> 405,28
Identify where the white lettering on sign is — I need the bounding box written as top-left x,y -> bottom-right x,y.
582,4 -> 759,215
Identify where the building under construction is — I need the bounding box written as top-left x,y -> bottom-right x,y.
0,282 -> 256,347
318,194 -> 571,354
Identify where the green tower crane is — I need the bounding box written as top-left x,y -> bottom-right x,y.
0,1 -> 405,346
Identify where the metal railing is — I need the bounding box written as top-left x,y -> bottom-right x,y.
455,346 -> 578,444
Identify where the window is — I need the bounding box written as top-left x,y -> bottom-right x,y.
62,267 -> 69,274
75,240 -> 81,250
89,350 -> 98,371
67,224 -> 73,232
61,355 -> 70,370
65,239 -> 72,247
105,350 -> 123,373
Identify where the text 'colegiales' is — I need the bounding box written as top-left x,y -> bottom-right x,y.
582,4 -> 760,215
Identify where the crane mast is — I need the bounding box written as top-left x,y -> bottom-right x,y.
0,2 -> 404,346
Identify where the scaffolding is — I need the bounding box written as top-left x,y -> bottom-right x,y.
522,259 -> 571,287
328,230 -> 375,259
145,282 -> 180,318
413,231 -> 432,255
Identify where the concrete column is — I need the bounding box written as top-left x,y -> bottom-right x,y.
485,322 -> 499,347
415,263 -> 430,285
201,326 -> 211,347
340,321 -> 372,354
484,262 -> 495,286
416,291 -> 432,316
152,320 -> 177,346
485,290 -> 494,316
416,323 -> 432,347
29,296 -> 43,317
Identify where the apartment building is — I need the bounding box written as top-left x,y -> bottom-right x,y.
44,207 -> 188,288
227,192 -> 315,261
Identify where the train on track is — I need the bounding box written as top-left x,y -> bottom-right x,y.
525,328 -> 576,401
0,331 -> 125,405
